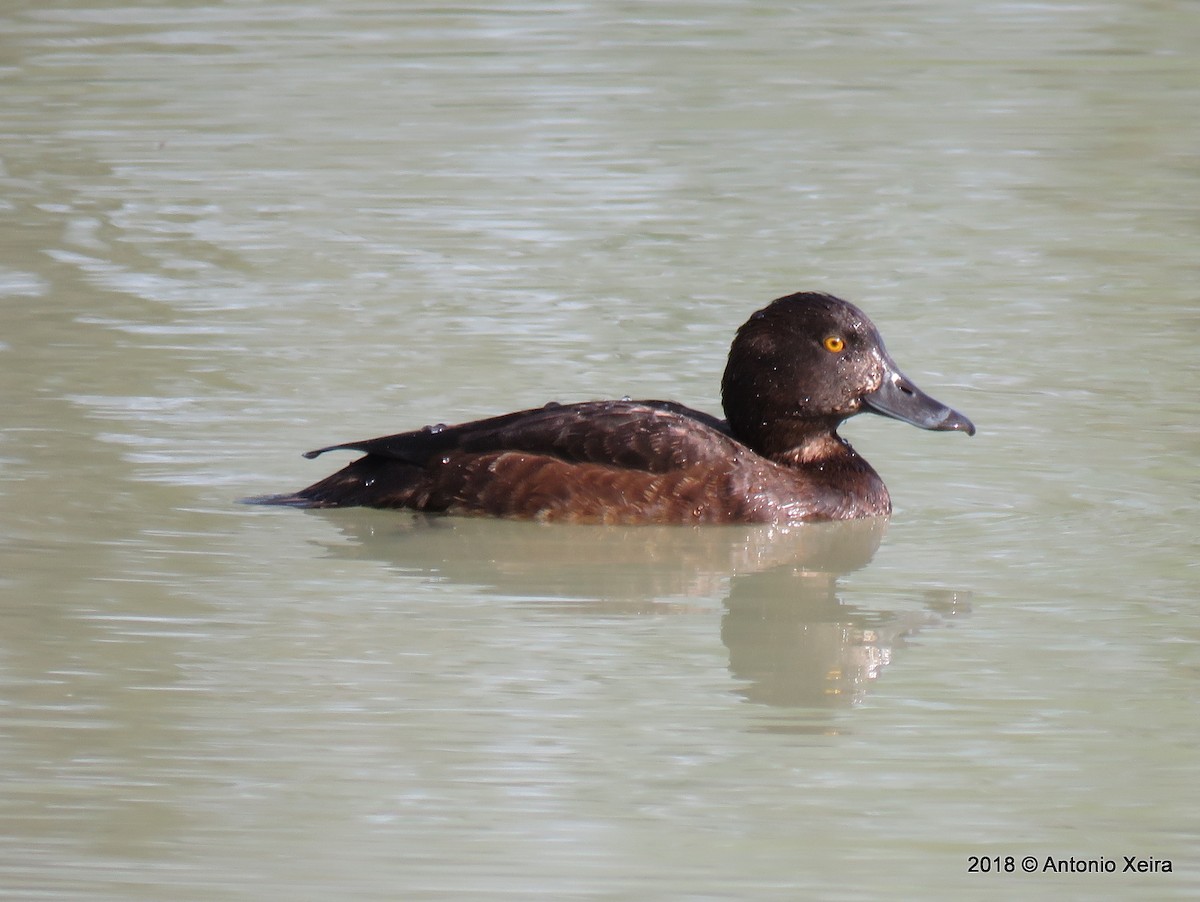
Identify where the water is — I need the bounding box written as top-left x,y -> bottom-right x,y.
2,1 -> 1197,899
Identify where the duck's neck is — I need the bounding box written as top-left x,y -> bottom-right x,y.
737,417 -> 857,465
758,422 -> 892,519
769,429 -> 858,467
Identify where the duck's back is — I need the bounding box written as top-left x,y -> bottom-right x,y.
250,400 -> 810,524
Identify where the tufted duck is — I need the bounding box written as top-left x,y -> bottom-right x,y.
246,292 -> 974,523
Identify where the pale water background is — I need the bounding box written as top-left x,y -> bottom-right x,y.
1,1 -> 1197,899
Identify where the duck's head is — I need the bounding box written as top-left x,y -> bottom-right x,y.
721,291 -> 975,457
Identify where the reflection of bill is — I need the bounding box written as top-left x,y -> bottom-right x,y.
297,511 -> 969,709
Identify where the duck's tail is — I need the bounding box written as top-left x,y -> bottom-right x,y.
241,455 -> 430,510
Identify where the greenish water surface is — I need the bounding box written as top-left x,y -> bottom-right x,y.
1,2 -> 1197,899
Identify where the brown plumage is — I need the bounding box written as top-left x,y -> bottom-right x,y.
246,292 -> 974,524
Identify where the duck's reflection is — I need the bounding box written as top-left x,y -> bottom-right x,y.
299,511 -> 969,709
723,568 -> 967,707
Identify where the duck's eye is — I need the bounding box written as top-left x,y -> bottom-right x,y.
823,336 -> 845,353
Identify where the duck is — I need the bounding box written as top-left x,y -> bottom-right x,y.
246,291 -> 974,524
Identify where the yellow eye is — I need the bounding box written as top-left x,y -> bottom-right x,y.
823,336 -> 845,353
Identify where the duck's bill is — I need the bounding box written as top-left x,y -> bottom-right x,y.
863,370 -> 976,435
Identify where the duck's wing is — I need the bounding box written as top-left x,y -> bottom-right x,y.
244,400 -> 752,516
301,399 -> 738,473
